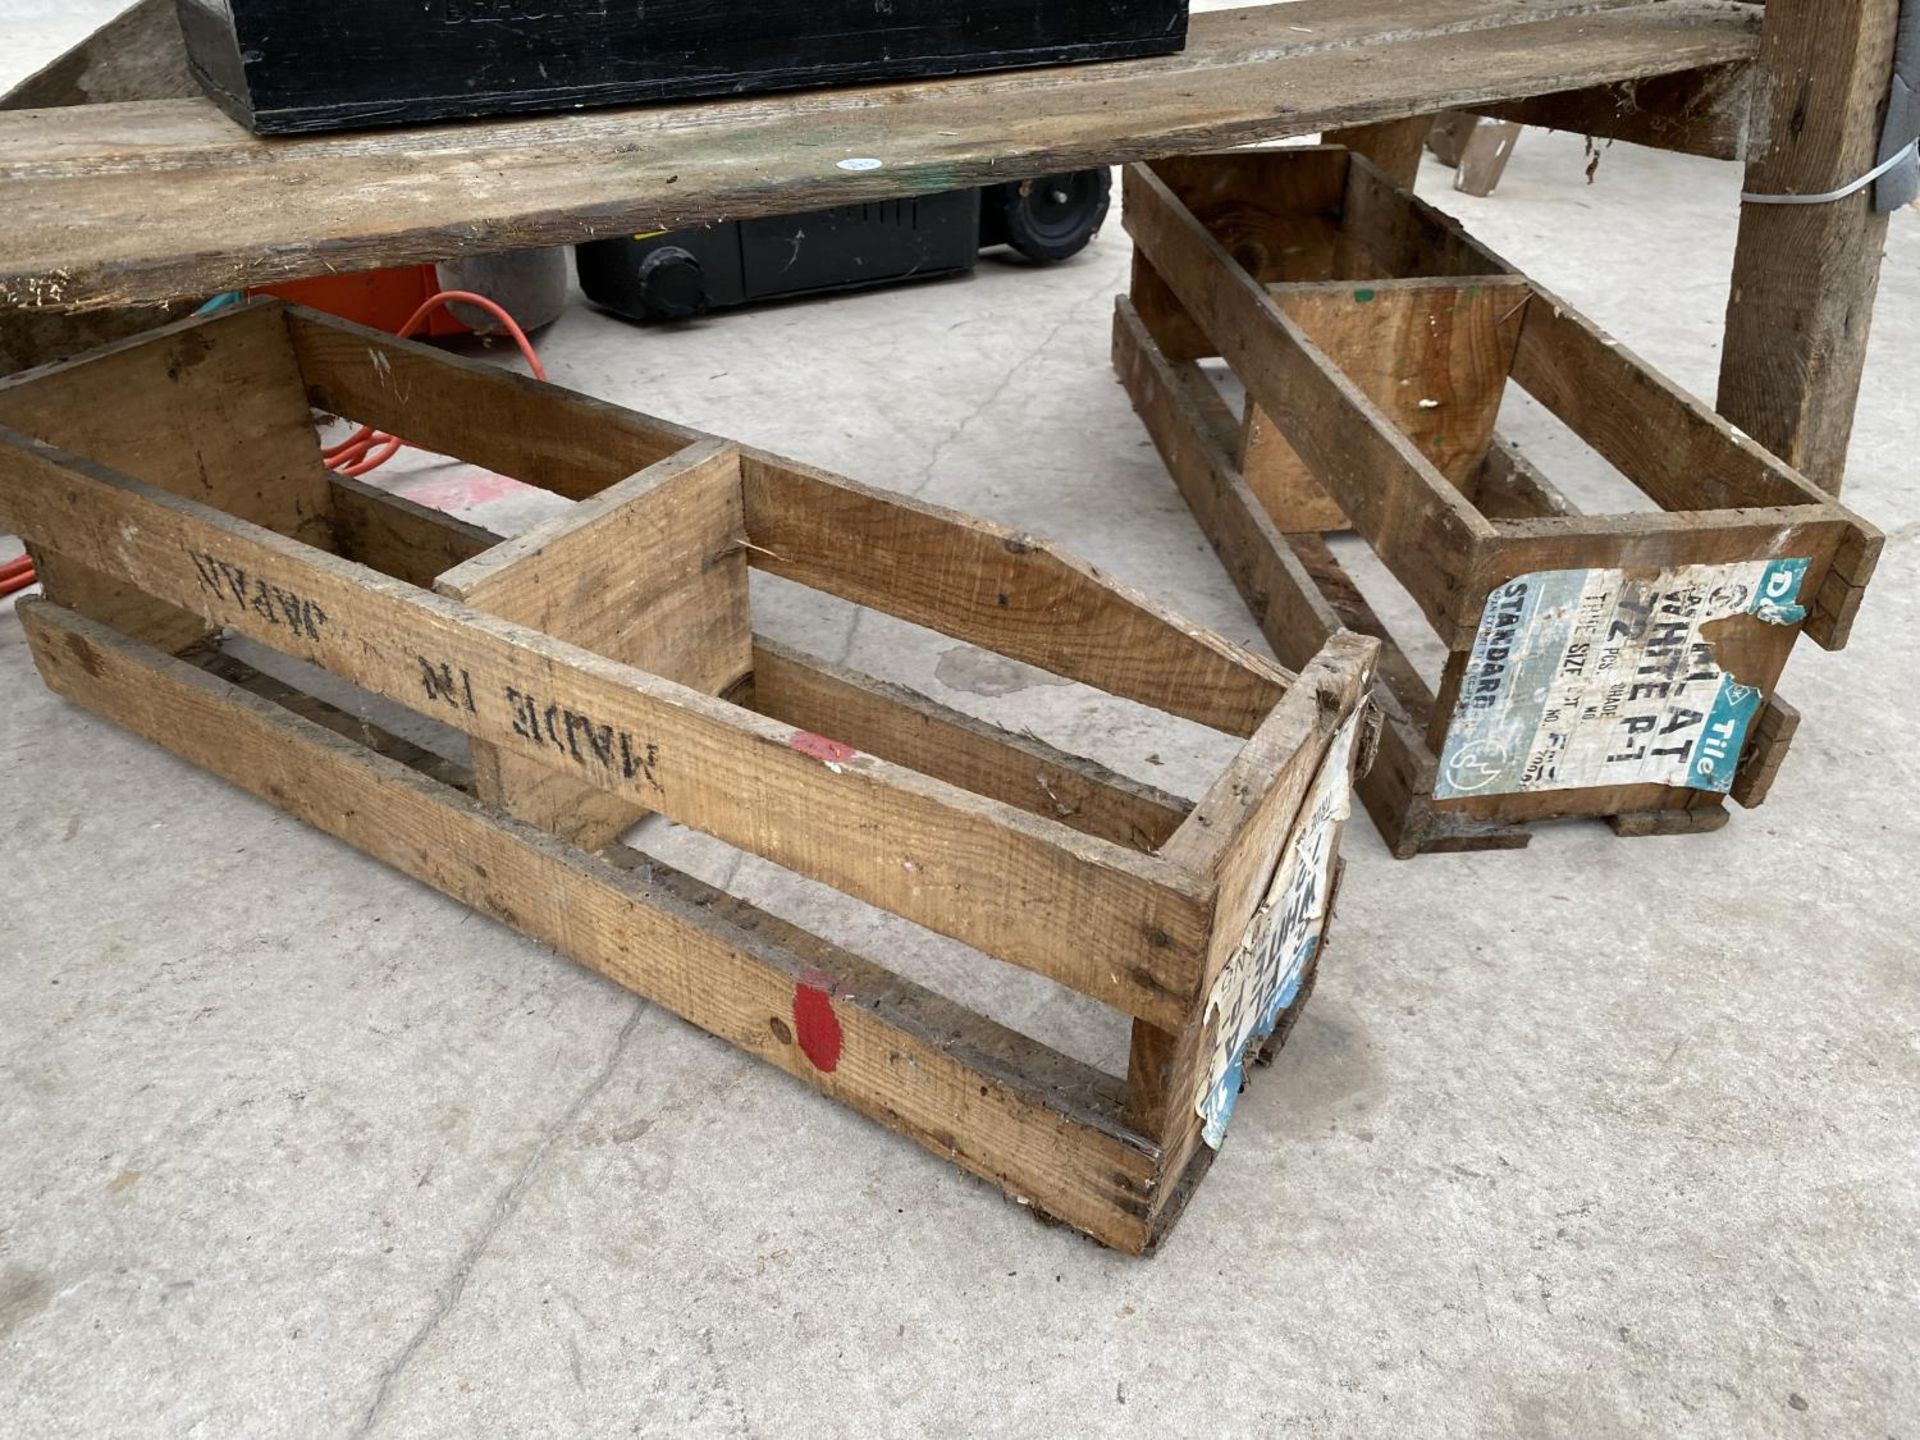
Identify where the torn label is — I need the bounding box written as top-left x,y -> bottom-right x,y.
1196,707 -> 1360,1150
1435,559 -> 1810,800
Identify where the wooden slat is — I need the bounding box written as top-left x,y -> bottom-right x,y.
1809,524 -> 1880,653
739,449 -> 1289,738
437,439 -> 752,696
20,600 -> 1163,1253
1143,148 -> 1351,285
1468,433 -> 1579,520
1244,277 -> 1531,529
1484,507 -> 1876,651
286,307 -> 697,502
437,440 -> 751,852
0,426 -> 1211,1026
1130,249 -> 1218,363
1334,151 -> 1520,281
1123,163 -> 1498,649
327,474 -> 501,588
307,425 -> 1200,852
1111,301 -> 1338,674
188,643 -> 469,791
745,638 -> 1192,853
1159,632 -> 1377,880
1606,804 -> 1730,837
1509,286 -> 1840,512
1427,114 -> 1525,197
0,305 -> 331,547
0,0 -> 1760,310
1468,63 -> 1752,161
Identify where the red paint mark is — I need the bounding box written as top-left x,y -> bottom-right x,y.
793,968 -> 843,1074
788,731 -> 857,765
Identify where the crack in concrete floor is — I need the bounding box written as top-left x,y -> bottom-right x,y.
350,1001 -> 647,1437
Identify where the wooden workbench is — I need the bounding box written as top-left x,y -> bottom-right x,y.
0,0 -> 1901,491
0,0 -> 1759,309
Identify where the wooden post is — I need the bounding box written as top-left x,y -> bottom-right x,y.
1717,0 -> 1903,494
1325,117 -> 1434,189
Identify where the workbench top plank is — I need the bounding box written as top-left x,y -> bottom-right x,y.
0,0 -> 1757,311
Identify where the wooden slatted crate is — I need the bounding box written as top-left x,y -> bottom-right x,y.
0,300 -> 1379,1252
1113,147 -> 1882,857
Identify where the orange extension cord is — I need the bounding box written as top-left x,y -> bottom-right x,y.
320,289 -> 547,477
0,551 -> 34,599
1,290 -> 543,603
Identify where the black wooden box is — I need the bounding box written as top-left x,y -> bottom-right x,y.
175,0 -> 1190,135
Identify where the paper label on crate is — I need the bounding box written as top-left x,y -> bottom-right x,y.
1196,708 -> 1360,1150
1433,559 -> 1810,801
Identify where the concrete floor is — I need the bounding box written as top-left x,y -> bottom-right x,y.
4,6 -> 1919,1437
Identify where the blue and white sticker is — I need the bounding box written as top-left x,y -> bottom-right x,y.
1435,558 -> 1809,800
1196,708 -> 1361,1150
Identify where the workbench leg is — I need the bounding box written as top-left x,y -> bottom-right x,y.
1325,117 -> 1434,189
1717,0 -> 1903,494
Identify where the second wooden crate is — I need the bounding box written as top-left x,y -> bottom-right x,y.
1115,147 -> 1882,857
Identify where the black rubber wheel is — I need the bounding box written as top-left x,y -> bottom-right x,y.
982,169 -> 1112,262
635,246 -> 710,320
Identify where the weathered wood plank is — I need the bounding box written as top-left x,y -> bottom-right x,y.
437,440 -> 751,852
1138,642 -> 1373,1186
1112,300 -> 1336,674
739,450 -> 1289,738
1427,112 -> 1525,196
0,425 -> 1212,1026
1483,508 -> 1876,651
438,439 -> 752,697
1467,64 -> 1752,161
746,638 -> 1192,853
328,474 -> 501,588
1511,287 -> 1837,513
314,460 -> 1202,853
1728,696 -> 1800,809
0,0 -> 1760,310
20,599 -> 1163,1253
1245,277 -> 1531,529
287,308 -> 697,502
